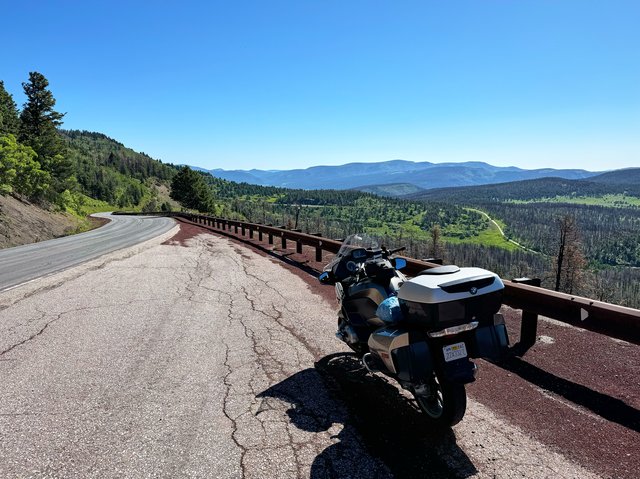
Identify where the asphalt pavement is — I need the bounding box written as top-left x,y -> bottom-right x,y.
0,213 -> 175,292
0,230 -> 602,478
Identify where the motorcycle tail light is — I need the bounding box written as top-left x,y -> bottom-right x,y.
428,321 -> 479,338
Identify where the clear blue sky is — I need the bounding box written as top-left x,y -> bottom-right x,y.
2,1 -> 638,171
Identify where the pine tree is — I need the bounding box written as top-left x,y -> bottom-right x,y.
19,72 -> 72,195
0,81 -> 20,137
170,166 -> 214,212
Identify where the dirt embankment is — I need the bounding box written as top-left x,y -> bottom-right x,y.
0,195 -> 83,249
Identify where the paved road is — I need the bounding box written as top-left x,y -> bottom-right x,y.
0,229 -> 603,478
0,213 -> 175,291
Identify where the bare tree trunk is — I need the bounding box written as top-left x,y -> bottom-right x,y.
553,215 -> 585,293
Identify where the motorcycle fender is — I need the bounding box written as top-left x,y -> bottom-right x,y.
441,357 -> 477,384
473,323 -> 509,361
391,341 -> 433,383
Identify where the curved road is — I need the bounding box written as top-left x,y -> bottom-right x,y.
0,213 -> 175,292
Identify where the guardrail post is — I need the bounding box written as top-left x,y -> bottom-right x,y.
281,234 -> 287,249
258,229 -> 263,241
316,242 -> 323,262
268,232 -> 273,244
241,225 -> 245,236
234,225 -> 238,234
296,240 -> 302,254
512,277 -> 542,355
249,227 -> 254,239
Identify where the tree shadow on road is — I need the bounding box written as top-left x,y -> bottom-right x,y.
257,353 -> 477,479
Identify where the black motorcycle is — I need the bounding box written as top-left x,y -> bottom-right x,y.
319,234 -> 509,427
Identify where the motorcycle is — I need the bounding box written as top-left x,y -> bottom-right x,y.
319,233 -> 509,427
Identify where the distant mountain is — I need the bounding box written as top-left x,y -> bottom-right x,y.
190,159 -> 598,191
589,168 -> 640,185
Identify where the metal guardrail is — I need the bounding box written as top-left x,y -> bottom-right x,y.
117,211 -> 640,346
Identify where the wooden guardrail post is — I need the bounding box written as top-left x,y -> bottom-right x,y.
249,226 -> 254,239
241,225 -> 246,236
316,241 -> 323,262
511,277 -> 542,355
281,234 -> 287,249
296,239 -> 303,254
258,228 -> 263,241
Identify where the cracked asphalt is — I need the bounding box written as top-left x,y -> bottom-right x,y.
0,229 -> 606,478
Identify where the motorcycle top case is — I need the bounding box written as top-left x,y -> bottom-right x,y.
397,266 -> 504,327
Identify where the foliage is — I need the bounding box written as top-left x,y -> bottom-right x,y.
0,81 -> 20,137
170,166 -> 214,212
18,72 -> 73,196
0,134 -> 50,197
61,130 -> 177,209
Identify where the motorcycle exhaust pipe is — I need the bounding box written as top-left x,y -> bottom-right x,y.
362,353 -> 381,373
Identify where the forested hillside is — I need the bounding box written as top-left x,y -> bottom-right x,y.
410,175 -> 640,204
407,175 -> 640,308
1,72 -> 177,220
63,130 -> 176,209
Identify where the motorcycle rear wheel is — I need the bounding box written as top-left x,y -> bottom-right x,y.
415,374 -> 466,428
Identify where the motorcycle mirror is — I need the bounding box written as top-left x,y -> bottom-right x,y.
393,258 -> 407,270
318,272 -> 331,283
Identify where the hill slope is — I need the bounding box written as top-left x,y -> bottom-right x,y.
408,176 -> 640,204
0,195 -> 82,248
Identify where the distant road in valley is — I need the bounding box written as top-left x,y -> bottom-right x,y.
468,208 -> 541,254
0,213 -> 175,292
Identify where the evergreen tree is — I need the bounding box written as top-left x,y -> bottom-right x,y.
170,166 -> 214,212
19,72 -> 72,194
0,81 -> 20,137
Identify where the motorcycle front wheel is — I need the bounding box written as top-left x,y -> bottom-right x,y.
414,374 -> 466,428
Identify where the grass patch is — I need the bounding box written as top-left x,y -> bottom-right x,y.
508,194 -> 640,207
443,219 -> 520,251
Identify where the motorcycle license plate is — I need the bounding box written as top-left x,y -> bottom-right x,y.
443,342 -> 467,362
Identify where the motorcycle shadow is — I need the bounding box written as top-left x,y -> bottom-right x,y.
257,352 -> 477,479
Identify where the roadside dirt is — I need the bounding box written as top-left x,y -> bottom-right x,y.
0,195 -> 81,249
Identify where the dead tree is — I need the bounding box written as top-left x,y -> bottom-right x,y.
553,215 -> 586,293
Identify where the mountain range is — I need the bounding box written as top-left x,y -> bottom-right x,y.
189,160 -> 599,192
